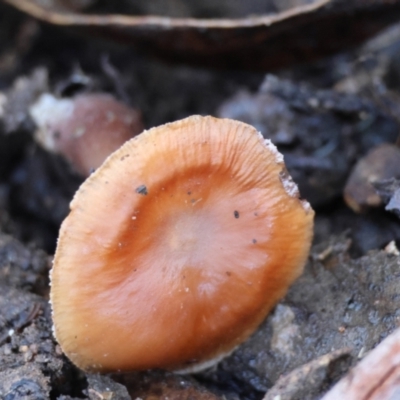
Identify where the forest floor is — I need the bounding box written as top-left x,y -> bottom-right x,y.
2,1 -> 400,399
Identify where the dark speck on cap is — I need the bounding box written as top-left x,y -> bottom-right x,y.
135,185 -> 148,196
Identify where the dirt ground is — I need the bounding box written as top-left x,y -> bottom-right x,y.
2,1 -> 400,399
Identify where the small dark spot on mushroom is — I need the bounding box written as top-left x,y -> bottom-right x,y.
53,131 -> 61,139
254,212 -> 258,216
135,185 -> 148,195
105,181 -> 108,184
120,154 -> 130,161
226,271 -> 232,276
234,210 -> 240,219
252,239 -> 257,244
187,191 -> 191,195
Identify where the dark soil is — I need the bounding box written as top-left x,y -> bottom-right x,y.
2,1 -> 400,399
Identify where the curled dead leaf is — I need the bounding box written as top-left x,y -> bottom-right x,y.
3,0 -> 400,69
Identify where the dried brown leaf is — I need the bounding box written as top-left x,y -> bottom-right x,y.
3,0 -> 400,69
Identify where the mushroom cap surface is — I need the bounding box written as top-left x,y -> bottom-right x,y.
51,115 -> 314,372
30,93 -> 143,176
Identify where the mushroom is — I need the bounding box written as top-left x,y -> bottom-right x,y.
29,93 -> 143,176
50,115 -> 314,373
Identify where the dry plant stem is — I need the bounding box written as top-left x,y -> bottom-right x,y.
322,327 -> 400,400
1,0 -> 330,28
4,0 -> 400,70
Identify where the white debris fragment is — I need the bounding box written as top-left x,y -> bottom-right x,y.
384,240 -> 400,256
259,131 -> 284,164
301,200 -> 312,213
0,92 -> 7,119
280,170 -> 300,198
29,93 -> 74,151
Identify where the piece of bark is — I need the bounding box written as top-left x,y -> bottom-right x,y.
344,144 -> 400,213
86,374 -> 130,400
263,348 -> 351,400
373,178 -> 400,219
322,327 -> 400,400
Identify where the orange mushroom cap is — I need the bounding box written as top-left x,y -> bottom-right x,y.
50,115 -> 314,373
